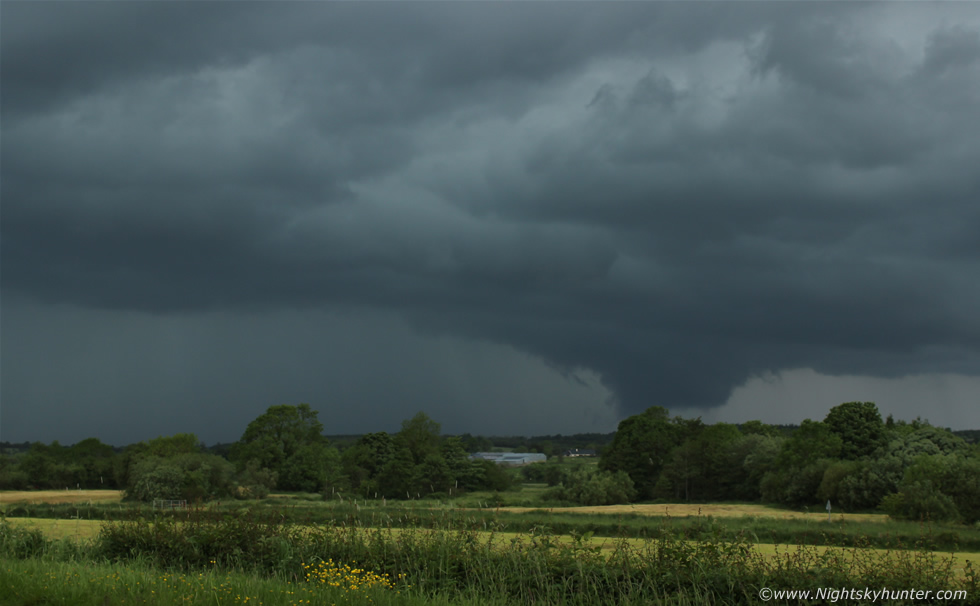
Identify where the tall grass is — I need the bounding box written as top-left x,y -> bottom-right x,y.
0,557 -> 418,606
0,556 -> 745,606
86,513 -> 980,604
4,508 -> 980,605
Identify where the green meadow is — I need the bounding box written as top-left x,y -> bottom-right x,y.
4,495 -> 980,605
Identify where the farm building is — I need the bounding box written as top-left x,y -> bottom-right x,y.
469,452 -> 547,466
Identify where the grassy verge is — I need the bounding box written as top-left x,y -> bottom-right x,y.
0,557 -> 418,606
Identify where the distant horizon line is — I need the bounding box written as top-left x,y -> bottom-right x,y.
3,421 -> 978,450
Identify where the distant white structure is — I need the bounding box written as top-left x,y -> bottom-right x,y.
469,452 -> 547,466
562,448 -> 597,457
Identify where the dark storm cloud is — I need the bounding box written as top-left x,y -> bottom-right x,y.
3,2 -> 980,441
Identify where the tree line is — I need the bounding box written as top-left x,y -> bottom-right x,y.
0,405 -> 514,502
597,403 -> 980,524
3,401 -> 978,524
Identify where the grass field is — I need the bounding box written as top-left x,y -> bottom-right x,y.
5,509 -> 979,605
7,495 -> 978,551
9,515 -> 980,580
0,489 -> 124,505
7,517 -> 102,541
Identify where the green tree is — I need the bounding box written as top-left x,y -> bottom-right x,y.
417,453 -> 453,496
741,434 -> 783,498
475,459 -> 515,492
693,423 -> 744,500
829,425 -> 969,511
230,404 -> 329,492
944,455 -> 980,523
176,454 -> 236,502
881,452 -> 980,524
130,459 -> 184,502
817,460 -> 861,508
600,406 -> 684,500
398,412 -> 442,465
377,446 -> 418,498
777,420 -> 842,469
739,420 -> 781,438
824,402 -> 886,460
236,460 -> 277,499
144,434 -> 201,457
0,454 -> 30,490
375,412 -> 455,498
15,442 -> 90,489
20,444 -> 56,488
440,437 -> 471,495
279,442 -> 340,494
341,432 -> 394,497
655,420 -> 749,501
762,420 -> 842,507
880,454 -> 961,522
69,438 -> 118,488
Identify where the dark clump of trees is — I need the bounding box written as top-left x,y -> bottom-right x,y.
0,438 -> 120,491
0,405 -> 514,504
118,433 -> 236,502
599,402 -> 980,524
339,413 -> 514,499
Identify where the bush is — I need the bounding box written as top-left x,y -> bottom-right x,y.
127,453 -> 236,502
546,468 -> 636,506
457,459 -> 515,492
96,510 -> 306,575
880,453 -> 980,524
130,462 -> 185,502
236,459 -> 277,499
0,518 -> 49,559
880,484 -> 960,523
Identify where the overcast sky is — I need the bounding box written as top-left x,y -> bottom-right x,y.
3,2 -> 979,447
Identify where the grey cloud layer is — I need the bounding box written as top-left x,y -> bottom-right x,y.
3,3 -> 979,426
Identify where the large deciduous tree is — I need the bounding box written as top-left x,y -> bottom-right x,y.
824,402 -> 887,460
600,406 -> 684,500
397,412 -> 442,465
380,412 -> 453,498
69,438 -> 118,488
230,403 -> 339,492
342,432 -> 395,497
